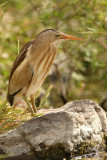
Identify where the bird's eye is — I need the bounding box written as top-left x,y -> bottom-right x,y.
56,34 -> 60,38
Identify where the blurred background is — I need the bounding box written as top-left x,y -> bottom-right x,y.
0,0 -> 107,110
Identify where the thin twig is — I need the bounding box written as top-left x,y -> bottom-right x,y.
18,37 -> 20,54
0,1 -> 7,7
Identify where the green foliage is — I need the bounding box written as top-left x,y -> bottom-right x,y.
39,85 -> 53,107
0,99 -> 22,133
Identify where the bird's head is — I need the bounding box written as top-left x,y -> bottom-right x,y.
36,29 -> 83,45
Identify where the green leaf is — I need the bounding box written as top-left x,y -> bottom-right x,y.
0,100 -> 7,115
39,85 -> 53,106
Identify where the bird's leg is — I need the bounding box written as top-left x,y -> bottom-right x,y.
30,95 -> 37,113
23,95 -> 35,116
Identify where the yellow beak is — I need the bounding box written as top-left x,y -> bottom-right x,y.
59,34 -> 83,40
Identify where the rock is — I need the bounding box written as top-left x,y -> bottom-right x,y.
0,99 -> 107,160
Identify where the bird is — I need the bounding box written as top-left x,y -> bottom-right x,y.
7,29 -> 83,115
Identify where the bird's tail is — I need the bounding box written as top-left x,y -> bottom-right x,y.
7,93 -> 14,106
7,88 -> 22,106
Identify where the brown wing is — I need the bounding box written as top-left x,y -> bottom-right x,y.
7,39 -> 35,105
9,40 -> 34,80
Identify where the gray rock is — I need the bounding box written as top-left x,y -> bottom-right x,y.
0,99 -> 107,160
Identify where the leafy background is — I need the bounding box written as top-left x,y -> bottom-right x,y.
0,0 -> 107,111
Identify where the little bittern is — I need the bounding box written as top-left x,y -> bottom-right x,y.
7,29 -> 83,115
